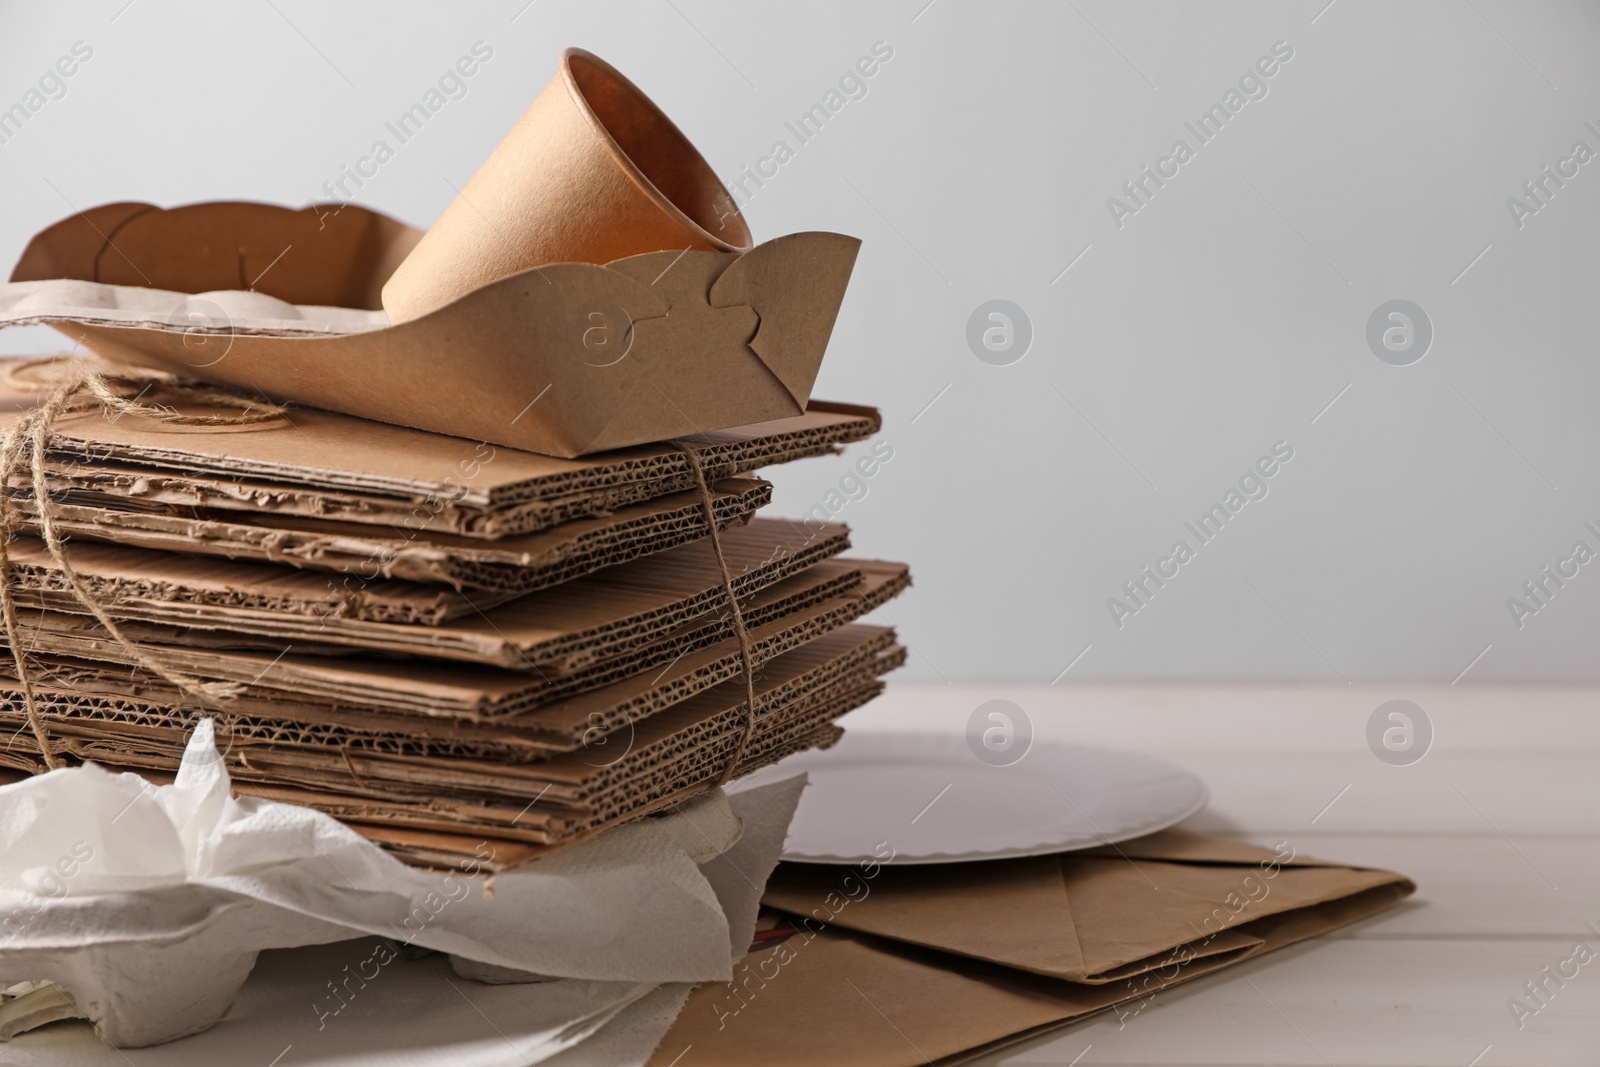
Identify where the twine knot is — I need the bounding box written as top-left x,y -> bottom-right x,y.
0,357 -> 286,769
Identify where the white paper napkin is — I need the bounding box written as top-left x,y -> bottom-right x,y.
0,720 -> 762,1047
0,773 -> 806,1066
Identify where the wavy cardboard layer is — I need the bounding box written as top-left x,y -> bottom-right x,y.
1,627 -> 903,852
2,477 -> 769,623
20,401 -> 879,538
1,565 -> 905,764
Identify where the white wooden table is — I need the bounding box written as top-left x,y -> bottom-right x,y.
839,684 -> 1600,1067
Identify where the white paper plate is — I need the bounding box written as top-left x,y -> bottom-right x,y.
733,731 -> 1208,864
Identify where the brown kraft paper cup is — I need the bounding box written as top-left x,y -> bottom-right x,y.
381,47 -> 752,323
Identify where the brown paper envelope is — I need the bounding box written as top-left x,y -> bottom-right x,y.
1062,832 -> 1380,979
658,929 -> 1120,1067
764,830 -> 1409,985
663,856 -> 1414,1066
1063,856 -> 1402,981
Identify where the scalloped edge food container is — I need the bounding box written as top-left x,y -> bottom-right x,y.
1,201 -> 858,458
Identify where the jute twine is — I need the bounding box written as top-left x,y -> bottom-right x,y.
0,357 -> 286,769
1,359 -> 756,793
672,443 -> 759,786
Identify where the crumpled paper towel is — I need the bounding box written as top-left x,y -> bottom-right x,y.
542,770 -> 809,1067
0,765 -> 807,1066
0,720 -> 751,1047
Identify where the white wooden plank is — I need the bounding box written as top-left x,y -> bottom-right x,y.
1231,834 -> 1600,940
969,939 -> 1600,1066
843,697 -> 1600,835
850,683 -> 1600,753
842,686 -> 1600,1065
836,736 -> 1598,838
1168,753 -> 1599,837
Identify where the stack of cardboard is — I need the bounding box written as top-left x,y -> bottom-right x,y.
0,380 -> 909,869
0,46 -> 914,875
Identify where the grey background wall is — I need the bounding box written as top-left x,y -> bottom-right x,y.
2,1 -> 1597,684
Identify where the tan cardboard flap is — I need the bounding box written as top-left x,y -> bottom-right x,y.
9,632 -> 897,802
11,521 -> 852,685
2,477 -> 770,625
505,560 -> 906,736
7,387 -> 879,537
10,544 -> 894,678
341,722 -> 849,869
18,631 -> 902,850
42,634 -> 900,806
1,569 -> 905,768
14,476 -> 773,593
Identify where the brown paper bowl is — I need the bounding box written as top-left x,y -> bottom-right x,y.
381,47 -> 753,324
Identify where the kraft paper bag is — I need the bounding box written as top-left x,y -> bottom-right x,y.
653,829 -> 1414,1066
761,829 -> 1399,985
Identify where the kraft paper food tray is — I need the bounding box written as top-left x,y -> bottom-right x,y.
659,830 -> 1416,1066
0,202 -> 860,457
